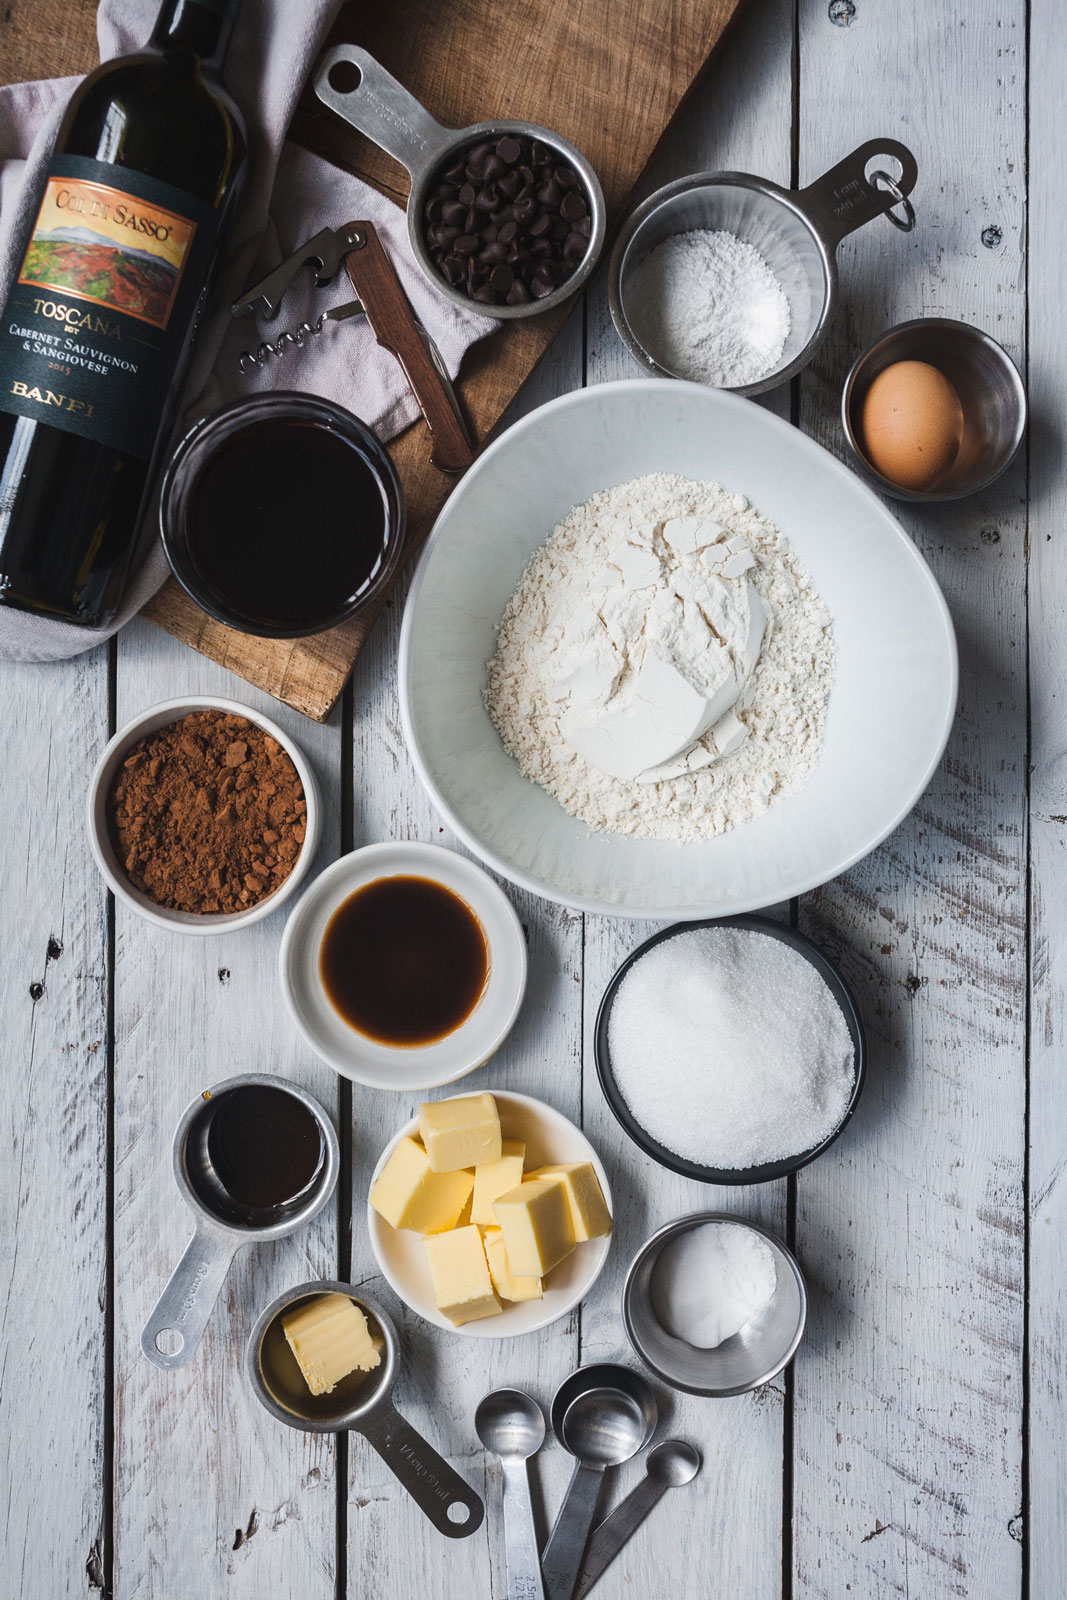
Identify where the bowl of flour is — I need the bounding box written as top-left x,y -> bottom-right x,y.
398,379 -> 957,918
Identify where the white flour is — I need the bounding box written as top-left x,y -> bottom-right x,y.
626,230 -> 791,387
485,473 -> 833,843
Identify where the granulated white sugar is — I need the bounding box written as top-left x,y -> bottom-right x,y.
608,927 -> 855,1169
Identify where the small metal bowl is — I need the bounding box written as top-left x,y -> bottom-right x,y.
609,139 -> 917,396
841,316 -> 1027,501
314,45 -> 606,320
594,915 -> 866,1185
623,1213 -> 806,1397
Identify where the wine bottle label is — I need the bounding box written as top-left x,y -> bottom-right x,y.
0,155 -> 220,459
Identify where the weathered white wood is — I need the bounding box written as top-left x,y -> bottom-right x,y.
1025,0 -> 1066,1590
576,3 -> 794,1593
793,3 -> 1027,1596
0,650 -> 110,1596
110,619 -> 343,1599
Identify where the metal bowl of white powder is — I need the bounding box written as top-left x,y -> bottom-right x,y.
594,916 -> 865,1184
609,138 -> 917,396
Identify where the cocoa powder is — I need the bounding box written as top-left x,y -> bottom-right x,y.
107,710 -> 307,914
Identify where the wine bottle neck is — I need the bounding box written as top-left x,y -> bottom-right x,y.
149,0 -> 240,72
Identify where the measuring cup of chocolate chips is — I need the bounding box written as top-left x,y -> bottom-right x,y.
313,45 -> 605,314
141,1075 -> 339,1371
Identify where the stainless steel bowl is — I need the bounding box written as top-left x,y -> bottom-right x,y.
841,316 -> 1027,502
623,1213 -> 806,1397
314,45 -> 606,320
609,139 -> 917,396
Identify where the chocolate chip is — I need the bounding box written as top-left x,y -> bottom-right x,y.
423,131 -> 593,307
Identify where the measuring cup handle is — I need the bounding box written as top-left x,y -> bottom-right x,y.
795,138 -> 918,247
139,1224 -> 238,1371
313,45 -> 454,183
359,1399 -> 484,1538
572,1473 -> 667,1600
541,1460 -> 604,1600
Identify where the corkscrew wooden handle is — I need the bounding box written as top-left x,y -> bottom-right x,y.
344,225 -> 474,475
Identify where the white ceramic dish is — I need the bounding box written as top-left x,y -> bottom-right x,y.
86,695 -> 321,934
367,1090 -> 613,1337
398,379 -> 958,918
279,841 -> 527,1090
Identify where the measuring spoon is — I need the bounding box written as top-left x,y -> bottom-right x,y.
541,1365 -> 658,1600
572,1439 -> 701,1599
475,1389 -> 546,1600
246,1281 -> 483,1539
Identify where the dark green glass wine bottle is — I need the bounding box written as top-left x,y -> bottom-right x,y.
0,0 -> 247,629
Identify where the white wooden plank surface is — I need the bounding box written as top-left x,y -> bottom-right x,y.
793,2 -> 1027,1596
1024,0 -> 1066,1591
1,2 -> 1059,1597
0,651 -> 110,1597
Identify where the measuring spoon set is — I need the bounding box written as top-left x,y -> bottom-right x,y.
476,1367 -> 700,1600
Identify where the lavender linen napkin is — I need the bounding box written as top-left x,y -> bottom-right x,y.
0,0 -> 493,662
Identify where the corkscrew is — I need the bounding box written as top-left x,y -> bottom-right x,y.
231,222 -> 474,475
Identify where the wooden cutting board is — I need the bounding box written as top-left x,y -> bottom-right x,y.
3,0 -> 746,719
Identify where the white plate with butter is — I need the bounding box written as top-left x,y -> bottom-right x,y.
367,1091 -> 613,1338
399,378 -> 958,917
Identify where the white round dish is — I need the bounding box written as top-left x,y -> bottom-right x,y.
86,695 -> 321,934
279,841 -> 527,1090
398,379 -> 958,918
367,1090 -> 613,1337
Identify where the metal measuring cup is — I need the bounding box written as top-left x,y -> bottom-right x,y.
609,138 -> 918,396
313,45 -> 606,319
140,1074 -> 339,1372
246,1280 -> 485,1539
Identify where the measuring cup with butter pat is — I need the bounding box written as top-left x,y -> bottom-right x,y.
140,1074 -> 339,1371
247,1280 -> 485,1538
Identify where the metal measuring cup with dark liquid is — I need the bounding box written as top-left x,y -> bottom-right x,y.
141,1074 -> 339,1371
159,393 -> 405,638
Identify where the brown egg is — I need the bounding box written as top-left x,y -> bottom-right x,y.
859,359 -> 965,491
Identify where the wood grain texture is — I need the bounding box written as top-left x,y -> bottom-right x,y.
792,2 -> 1027,1595
1024,0 -> 1065,1591
141,0 -> 746,716
0,651 -> 110,1597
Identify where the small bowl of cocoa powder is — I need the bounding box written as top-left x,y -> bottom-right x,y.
87,696 -> 321,933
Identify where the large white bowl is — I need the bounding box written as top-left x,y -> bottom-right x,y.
367,1090 -> 613,1338
399,379 -> 957,918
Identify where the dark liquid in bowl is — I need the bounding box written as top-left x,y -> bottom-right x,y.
204,1084 -> 324,1213
186,419 -> 388,627
319,875 -> 489,1047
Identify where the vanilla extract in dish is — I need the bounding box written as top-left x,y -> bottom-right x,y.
200,1084 -> 325,1218
186,418 -> 389,628
319,876 -> 489,1047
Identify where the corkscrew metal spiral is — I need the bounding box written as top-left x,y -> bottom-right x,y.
237,302 -> 365,373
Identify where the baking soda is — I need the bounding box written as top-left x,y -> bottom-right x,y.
651,1223 -> 778,1348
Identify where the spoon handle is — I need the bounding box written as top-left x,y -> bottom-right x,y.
572,1474 -> 668,1599
500,1457 -> 545,1600
541,1460 -> 605,1600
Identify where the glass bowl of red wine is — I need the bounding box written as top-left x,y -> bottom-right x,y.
160,392 -> 405,638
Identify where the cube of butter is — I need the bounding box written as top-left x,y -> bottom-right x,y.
369,1136 -> 474,1233
483,1225 -> 542,1303
424,1225 -> 502,1326
282,1293 -> 380,1396
419,1093 -> 502,1173
528,1162 -> 612,1242
492,1177 -> 576,1278
471,1139 -> 526,1226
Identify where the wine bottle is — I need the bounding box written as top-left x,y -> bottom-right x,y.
0,0 -> 247,630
